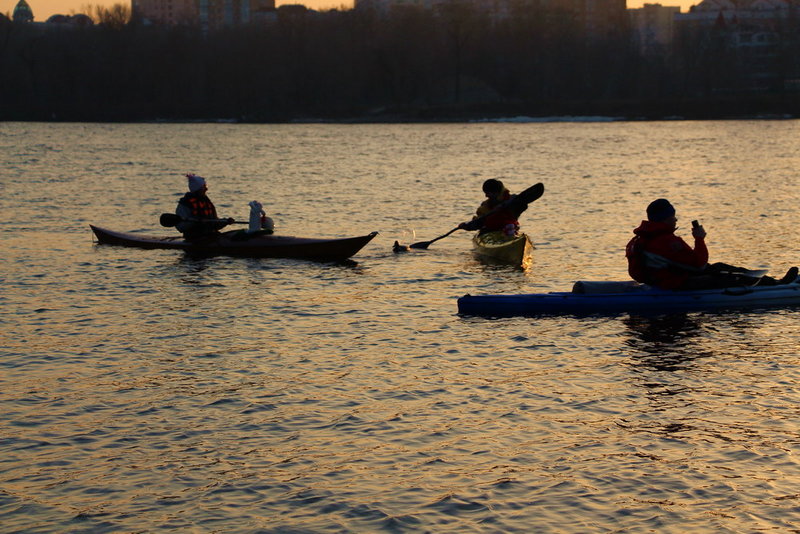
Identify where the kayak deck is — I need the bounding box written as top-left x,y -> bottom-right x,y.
458,279 -> 800,316
472,231 -> 532,268
90,225 -> 378,261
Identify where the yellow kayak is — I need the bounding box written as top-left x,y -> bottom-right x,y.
472,231 -> 533,268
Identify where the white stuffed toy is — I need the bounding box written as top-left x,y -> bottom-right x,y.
248,200 -> 275,234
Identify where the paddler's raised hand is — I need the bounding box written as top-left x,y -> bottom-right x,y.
691,220 -> 706,240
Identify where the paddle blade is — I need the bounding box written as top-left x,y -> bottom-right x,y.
521,182 -> 545,203
159,213 -> 181,227
409,241 -> 431,249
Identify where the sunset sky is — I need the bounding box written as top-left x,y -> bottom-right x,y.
4,0 -> 699,22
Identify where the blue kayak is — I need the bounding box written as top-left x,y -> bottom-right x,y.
457,279 -> 800,316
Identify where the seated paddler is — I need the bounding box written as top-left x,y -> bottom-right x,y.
626,198 -> 797,290
175,173 -> 234,239
458,179 -> 523,236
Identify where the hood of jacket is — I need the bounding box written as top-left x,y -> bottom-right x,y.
632,220 -> 675,239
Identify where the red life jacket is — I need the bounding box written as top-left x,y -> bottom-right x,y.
626,220 -> 709,289
625,234 -> 651,284
477,190 -> 519,232
180,192 -> 218,219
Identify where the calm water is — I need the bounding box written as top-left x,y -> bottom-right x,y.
2,120 -> 800,533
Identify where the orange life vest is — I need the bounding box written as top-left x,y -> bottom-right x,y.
180,192 -> 218,219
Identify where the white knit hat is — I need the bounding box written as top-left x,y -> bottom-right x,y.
186,173 -> 206,192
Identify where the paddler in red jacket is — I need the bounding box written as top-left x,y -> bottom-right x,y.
175,173 -> 234,239
458,179 -> 521,235
626,198 -> 797,289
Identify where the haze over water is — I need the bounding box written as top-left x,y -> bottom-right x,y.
2,120 -> 800,532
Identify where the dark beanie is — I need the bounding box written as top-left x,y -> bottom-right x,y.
646,198 -> 675,221
482,179 -> 504,194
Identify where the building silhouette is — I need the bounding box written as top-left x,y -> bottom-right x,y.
355,0 -> 628,39
133,0 -> 198,25
131,0 -> 277,30
630,3 -> 681,56
676,0 -> 800,89
12,0 -> 34,22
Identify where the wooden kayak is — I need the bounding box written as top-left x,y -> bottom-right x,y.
458,278 -> 800,316
472,231 -> 532,268
90,225 -> 378,261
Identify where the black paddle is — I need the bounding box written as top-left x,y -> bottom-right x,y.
159,213 -> 247,227
409,182 -> 545,249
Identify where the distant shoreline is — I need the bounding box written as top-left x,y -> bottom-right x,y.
7,113 -> 797,124
7,95 -> 798,124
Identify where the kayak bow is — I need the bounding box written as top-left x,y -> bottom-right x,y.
472,231 -> 532,268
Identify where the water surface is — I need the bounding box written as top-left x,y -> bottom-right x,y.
2,120 -> 800,532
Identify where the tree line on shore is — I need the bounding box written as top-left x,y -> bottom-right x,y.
2,3 -> 799,122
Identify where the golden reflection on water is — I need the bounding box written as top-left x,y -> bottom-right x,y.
1,121 -> 799,532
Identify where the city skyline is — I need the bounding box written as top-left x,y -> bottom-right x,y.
4,0 -> 695,21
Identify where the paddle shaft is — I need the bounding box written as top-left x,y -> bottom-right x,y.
410,227 -> 459,248
159,213 -> 247,227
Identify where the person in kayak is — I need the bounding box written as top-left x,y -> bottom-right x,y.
175,173 -> 234,239
626,198 -> 798,290
458,179 -> 523,236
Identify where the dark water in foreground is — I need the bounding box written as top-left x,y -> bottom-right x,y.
2,121 -> 800,532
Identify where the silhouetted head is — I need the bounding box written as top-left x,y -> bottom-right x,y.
646,198 -> 676,222
482,179 -> 504,196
